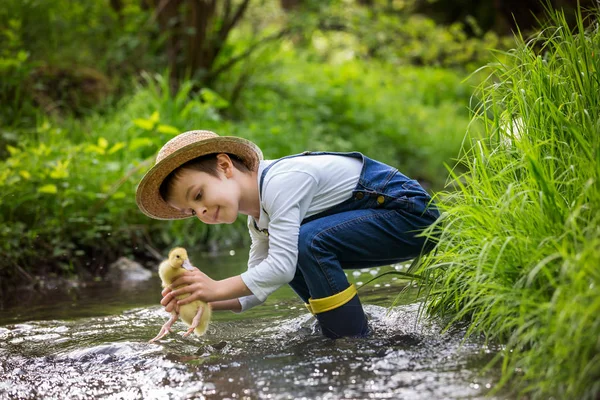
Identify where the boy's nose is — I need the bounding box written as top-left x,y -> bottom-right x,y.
196,207 -> 209,221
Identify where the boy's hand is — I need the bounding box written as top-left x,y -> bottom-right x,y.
160,269 -> 252,306
161,268 -> 218,305
161,286 -> 180,313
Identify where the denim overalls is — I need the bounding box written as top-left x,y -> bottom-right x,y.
259,151 -> 439,339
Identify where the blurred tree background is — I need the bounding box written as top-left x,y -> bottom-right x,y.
0,0 -> 590,290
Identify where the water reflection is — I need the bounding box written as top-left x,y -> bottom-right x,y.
0,251 -> 502,399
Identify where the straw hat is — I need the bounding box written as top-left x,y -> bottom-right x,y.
136,130 -> 262,220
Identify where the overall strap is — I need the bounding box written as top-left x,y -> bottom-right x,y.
252,153 -> 307,234
252,151 -> 364,234
258,151 -> 363,199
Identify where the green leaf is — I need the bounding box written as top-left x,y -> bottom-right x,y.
129,137 -> 155,151
180,101 -> 199,119
50,170 -> 68,179
16,50 -> 29,63
133,118 -> 155,131
49,160 -> 70,180
108,142 -> 126,154
98,137 -> 109,149
150,111 -> 160,123
200,88 -> 230,109
157,124 -> 179,135
0,169 -> 11,185
6,145 -> 20,156
84,144 -> 105,155
38,184 -> 58,194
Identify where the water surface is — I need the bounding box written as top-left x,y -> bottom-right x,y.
0,250 -> 501,399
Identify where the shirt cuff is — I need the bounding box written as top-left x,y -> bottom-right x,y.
240,270 -> 269,302
238,294 -> 265,312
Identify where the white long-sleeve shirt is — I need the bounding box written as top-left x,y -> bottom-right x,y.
238,154 -> 363,311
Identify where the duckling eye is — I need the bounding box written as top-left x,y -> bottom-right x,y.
176,255 -> 180,258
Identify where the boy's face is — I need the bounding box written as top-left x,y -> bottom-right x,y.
165,166 -> 241,225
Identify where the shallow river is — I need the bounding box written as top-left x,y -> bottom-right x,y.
0,250 -> 502,399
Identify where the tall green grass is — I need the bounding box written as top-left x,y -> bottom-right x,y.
416,7 -> 600,399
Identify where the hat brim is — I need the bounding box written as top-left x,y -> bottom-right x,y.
136,136 -> 262,220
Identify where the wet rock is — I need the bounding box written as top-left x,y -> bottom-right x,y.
375,348 -> 388,357
33,277 -> 82,292
389,334 -> 422,347
195,341 -> 229,355
105,257 -> 152,282
211,341 -> 228,350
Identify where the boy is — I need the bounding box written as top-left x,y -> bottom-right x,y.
136,130 -> 439,338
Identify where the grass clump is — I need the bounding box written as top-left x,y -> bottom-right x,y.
416,6 -> 600,399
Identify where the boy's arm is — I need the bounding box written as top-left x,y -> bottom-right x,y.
210,298 -> 242,312
161,288 -> 244,313
239,171 -> 318,302
218,275 -> 253,299
161,220 -> 268,310
162,271 -> 252,306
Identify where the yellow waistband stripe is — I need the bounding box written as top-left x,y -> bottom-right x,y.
307,284 -> 358,315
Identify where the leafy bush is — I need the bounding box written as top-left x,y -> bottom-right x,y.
0,0 -> 158,126
0,53 -> 474,284
416,8 -> 600,399
0,77 -> 223,278
0,17 -> 37,128
303,2 -> 514,71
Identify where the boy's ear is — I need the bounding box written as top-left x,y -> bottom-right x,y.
215,153 -> 234,177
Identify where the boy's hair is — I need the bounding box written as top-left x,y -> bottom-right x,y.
159,153 -> 251,202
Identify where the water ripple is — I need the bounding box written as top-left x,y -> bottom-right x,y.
0,301 -> 501,399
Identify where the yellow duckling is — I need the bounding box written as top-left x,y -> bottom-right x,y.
149,247 -> 212,343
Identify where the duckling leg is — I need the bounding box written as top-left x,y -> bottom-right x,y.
149,311 -> 179,343
183,306 -> 204,337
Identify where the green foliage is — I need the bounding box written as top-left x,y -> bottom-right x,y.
0,16 -> 37,127
0,0 -> 509,128
416,7 -> 600,399
2,1 -> 600,396
0,79 -> 247,280
0,0 -> 158,126
234,53 -> 474,184
0,0 -> 157,70
0,53 -> 473,282
299,1 -> 514,71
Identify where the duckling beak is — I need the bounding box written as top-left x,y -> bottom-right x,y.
182,258 -> 194,271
